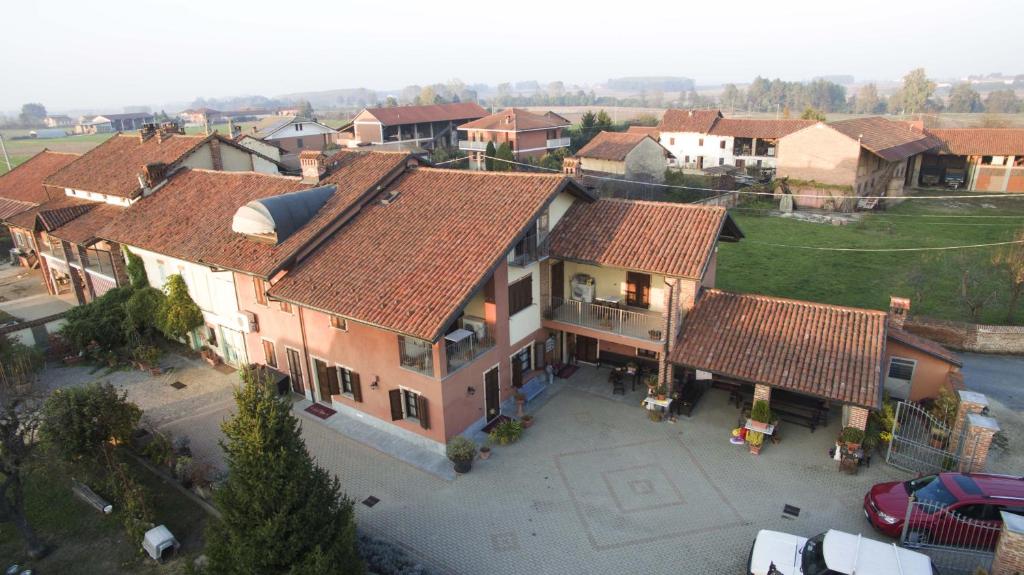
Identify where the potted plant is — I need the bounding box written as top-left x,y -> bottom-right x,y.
747,430 -> 764,454
479,445 -> 492,460
488,419 -> 523,446
446,436 -> 477,474
655,384 -> 667,401
645,373 -> 659,394
839,426 -> 865,452
747,399 -> 774,453
521,414 -> 534,429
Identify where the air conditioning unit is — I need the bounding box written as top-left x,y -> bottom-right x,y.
240,311 -> 259,333
570,274 -> 595,303
461,316 -> 486,340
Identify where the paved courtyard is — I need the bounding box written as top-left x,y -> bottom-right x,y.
36,357 -> 1023,575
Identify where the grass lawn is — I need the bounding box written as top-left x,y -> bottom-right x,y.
717,190 -> 1024,325
0,453 -> 209,574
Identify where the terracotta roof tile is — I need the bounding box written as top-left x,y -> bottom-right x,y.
38,203 -> 95,231
101,151 -> 409,277
458,108 -> 570,132
708,118 -> 816,139
49,203 -> 125,245
0,150 -> 79,205
0,199 -> 36,220
927,128 -> 1024,156
671,290 -> 887,408
576,131 -> 653,162
270,169 -> 585,341
826,117 -> 940,162
626,126 -> 659,139
4,196 -> 89,230
44,133 -> 212,198
888,326 -> 962,367
549,199 -> 742,279
363,102 -> 487,127
658,109 -> 722,133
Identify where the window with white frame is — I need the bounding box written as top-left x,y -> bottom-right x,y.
403,389 -> 420,420
887,357 -> 915,382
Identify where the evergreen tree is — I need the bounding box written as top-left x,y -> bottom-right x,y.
484,141 -> 496,171
493,142 -> 515,171
800,107 -> 826,122
125,249 -> 148,289
595,110 -> 613,130
206,370 -> 362,575
157,274 -> 203,341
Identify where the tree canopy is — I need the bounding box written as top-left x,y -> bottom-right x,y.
157,275 -> 204,341
947,83 -> 983,113
891,68 -> 936,114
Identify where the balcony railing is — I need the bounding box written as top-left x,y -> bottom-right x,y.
546,137 -> 571,149
544,297 -> 665,341
445,322 -> 496,374
398,336 -> 434,377
40,237 -> 64,260
509,232 -> 549,267
458,140 -> 489,152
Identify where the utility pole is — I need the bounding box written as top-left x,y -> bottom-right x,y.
0,132 -> 10,173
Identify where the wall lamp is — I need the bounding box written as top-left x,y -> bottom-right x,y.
370,376 -> 380,390
466,386 -> 476,396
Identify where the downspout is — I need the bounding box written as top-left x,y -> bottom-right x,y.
298,305 -> 312,401
661,277 -> 677,386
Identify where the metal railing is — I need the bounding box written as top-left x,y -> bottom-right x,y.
458,140 -> 489,151
398,336 -> 434,377
445,325 -> 496,374
900,497 -> 998,574
546,137 -> 571,149
544,297 -> 665,341
508,232 -> 548,267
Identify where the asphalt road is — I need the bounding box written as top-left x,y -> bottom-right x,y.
961,352 -> 1024,410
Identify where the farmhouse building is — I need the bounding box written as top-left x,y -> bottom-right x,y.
250,116 -> 338,169
916,128 -> 1024,192
351,102 -> 487,150
457,108 -> 571,169
571,131 -> 672,182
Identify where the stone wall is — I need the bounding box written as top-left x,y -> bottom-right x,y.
905,317 -> 1024,354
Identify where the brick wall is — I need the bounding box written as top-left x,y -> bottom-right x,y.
991,512 -> 1024,575
905,317 -> 1024,354
847,406 -> 869,431
753,383 -> 771,404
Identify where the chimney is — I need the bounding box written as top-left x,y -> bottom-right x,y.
141,162 -> 168,189
907,119 -> 925,133
888,296 -> 911,329
300,150 -> 326,183
138,123 -> 157,142
562,156 -> 580,176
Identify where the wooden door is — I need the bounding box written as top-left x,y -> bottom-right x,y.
314,358 -> 331,404
625,272 -> 651,309
286,348 -> 303,394
484,366 -> 500,422
551,261 -> 564,301
575,335 -> 598,364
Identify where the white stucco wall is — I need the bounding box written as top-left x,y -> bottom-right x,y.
560,261 -> 667,313
507,260 -> 540,345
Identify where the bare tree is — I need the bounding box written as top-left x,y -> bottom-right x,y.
993,230 -> 1024,322
0,353 -> 46,558
955,253 -> 998,322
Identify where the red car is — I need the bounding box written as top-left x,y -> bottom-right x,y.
864,472 -> 1024,548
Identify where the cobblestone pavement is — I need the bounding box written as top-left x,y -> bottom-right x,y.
38,358 -> 1024,575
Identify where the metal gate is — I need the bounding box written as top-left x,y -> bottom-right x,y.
900,497 -> 999,574
885,400 -> 976,474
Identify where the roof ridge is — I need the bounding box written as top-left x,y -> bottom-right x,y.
187,168 -> 302,181
414,167 -> 565,178
598,197 -> 722,210
705,288 -> 888,315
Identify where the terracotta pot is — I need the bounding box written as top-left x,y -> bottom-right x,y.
656,394 -> 666,401
522,417 -> 534,429
749,443 -> 762,455
479,448 -> 491,460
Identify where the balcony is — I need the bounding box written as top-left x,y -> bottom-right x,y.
508,232 -> 548,267
544,297 -> 665,342
458,140 -> 489,152
83,249 -> 115,278
546,137 -> 571,149
39,237 -> 64,261
398,336 -> 434,377
444,320 -> 496,374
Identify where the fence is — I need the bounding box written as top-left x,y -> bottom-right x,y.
886,399 -> 982,475
900,497 -> 998,574
544,297 -> 664,341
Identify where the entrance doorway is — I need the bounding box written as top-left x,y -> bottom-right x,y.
575,335 -> 598,364
484,366 -> 500,422
286,348 -> 304,394
551,261 -> 564,300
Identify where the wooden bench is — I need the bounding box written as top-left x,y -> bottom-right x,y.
742,394 -> 830,432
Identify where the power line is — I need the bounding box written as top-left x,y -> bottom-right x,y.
728,207 -> 1024,219
744,239 -> 1024,252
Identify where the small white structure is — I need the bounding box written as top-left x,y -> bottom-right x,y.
143,525 -> 180,562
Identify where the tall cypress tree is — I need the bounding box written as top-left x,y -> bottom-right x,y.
205,370 -> 362,575
484,140 -> 496,171
494,142 -> 515,172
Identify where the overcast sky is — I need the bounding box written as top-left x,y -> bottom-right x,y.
4,0 -> 1023,113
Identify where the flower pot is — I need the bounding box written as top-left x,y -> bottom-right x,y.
749,443 -> 762,455
521,417 -> 534,429
656,394 -> 666,401
453,459 -> 472,474
479,448 -> 491,460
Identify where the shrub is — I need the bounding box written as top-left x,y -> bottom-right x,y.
60,286 -> 134,352
750,399 -> 773,423
930,388 -> 959,427
358,532 -> 431,575
132,344 -> 161,366
445,436 -> 476,462
40,382 -> 142,462
142,432 -> 174,468
747,430 -> 764,446
125,250 -> 149,289
123,287 -> 166,339
488,419 -> 523,445
157,274 -> 204,341
840,426 -> 865,445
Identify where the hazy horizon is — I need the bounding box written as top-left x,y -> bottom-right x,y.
4,0 -> 1023,113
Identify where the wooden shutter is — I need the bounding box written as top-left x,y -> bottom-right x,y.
512,356 -> 523,388
315,360 -> 331,402
389,389 -> 404,420
350,372 -> 363,403
416,395 -> 430,429
326,366 -> 341,396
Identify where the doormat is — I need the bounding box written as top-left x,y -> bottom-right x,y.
305,403 -> 337,420
557,365 -> 579,379
170,381 -> 187,390
481,414 -> 512,434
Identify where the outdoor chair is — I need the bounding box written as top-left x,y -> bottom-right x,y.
610,370 -> 625,395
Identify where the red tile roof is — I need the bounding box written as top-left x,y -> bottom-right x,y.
927,128 -> 1024,156
4,196 -> 89,230
626,125 -> 659,139
101,151 -> 410,278
658,109 -> 722,133
708,118 -> 816,139
458,108 -> 570,132
549,199 -> 742,279
0,150 -> 79,205
49,203 -> 125,245
826,117 -> 940,162
270,169 -> 587,341
575,131 -> 657,162
0,199 -> 34,221
44,133 -> 213,198
38,203 -> 95,231
888,326 -> 962,367
671,289 -> 886,408
363,102 -> 487,127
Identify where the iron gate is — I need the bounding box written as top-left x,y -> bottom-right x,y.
885,400 -> 977,474
900,497 -> 999,574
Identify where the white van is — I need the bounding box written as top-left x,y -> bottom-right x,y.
748,529 -> 937,575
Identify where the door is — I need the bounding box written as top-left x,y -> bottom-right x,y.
313,358 -> 332,404
551,261 -> 564,302
575,335 -> 598,364
484,366 -> 500,422
286,348 -> 304,394
625,272 -> 651,309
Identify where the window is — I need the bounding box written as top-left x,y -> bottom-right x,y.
403,389 -> 419,420
719,140 -> 726,149
262,340 -> 277,368
254,278 -> 268,306
206,326 -> 217,347
669,137 -> 675,146
888,357 -> 916,382
637,349 -> 658,359
339,367 -> 354,394
684,155 -> 689,164
513,346 -> 532,374
279,301 -> 292,313
698,138 -> 704,147
625,271 -> 651,308
296,138 -> 304,149
508,275 -> 533,315
330,315 -> 348,331
718,158 -> 724,166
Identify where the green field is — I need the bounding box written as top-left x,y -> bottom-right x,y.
718,191 -> 1024,325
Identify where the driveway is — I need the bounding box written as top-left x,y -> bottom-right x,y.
961,352 -> 1024,410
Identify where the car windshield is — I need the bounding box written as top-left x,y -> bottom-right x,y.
905,475 -> 958,507
801,533 -> 829,575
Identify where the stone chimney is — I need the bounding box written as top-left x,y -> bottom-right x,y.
300,150 -> 326,183
138,123 -> 157,142
140,162 -> 168,190
562,156 -> 581,176
888,296 -> 910,329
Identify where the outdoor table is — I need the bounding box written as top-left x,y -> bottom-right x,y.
643,396 -> 672,414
